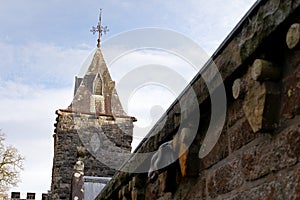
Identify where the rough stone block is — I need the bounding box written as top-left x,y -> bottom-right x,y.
228,118 -> 256,152
121,185 -> 130,198
281,67 -> 300,120
128,180 -> 133,192
225,181 -> 283,200
118,189 -> 122,199
157,192 -> 172,200
132,176 -> 143,189
184,176 -> 206,200
174,127 -> 199,177
292,169 -> 300,199
131,188 -> 145,200
243,81 -> 281,133
232,78 -> 247,99
207,159 -> 244,198
145,180 -> 160,200
158,171 -> 168,192
223,166 -> 300,200
286,23 -> 300,49
251,59 -> 280,81
227,98 -> 245,128
201,130 -> 229,169
178,143 -> 188,177
242,125 -> 300,181
215,40 -> 242,79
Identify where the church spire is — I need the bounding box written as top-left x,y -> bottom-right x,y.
90,8 -> 109,48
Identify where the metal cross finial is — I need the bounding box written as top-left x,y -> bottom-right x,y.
90,8 -> 109,48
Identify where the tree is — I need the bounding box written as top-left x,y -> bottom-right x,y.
0,131 -> 24,197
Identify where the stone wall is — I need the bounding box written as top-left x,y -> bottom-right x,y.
50,110 -> 133,199
96,0 -> 300,199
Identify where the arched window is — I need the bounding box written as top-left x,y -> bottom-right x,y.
94,74 -> 102,95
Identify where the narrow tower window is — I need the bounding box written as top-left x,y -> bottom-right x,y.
94,74 -> 102,95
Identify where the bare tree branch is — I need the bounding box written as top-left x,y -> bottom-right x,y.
0,131 -> 24,197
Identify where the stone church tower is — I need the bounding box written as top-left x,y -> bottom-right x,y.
50,47 -> 136,199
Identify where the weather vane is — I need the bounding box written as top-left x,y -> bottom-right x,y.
90,8 -> 109,48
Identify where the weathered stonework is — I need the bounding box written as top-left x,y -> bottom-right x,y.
96,0 -> 300,199
50,49 -> 135,199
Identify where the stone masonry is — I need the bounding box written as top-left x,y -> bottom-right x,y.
96,0 -> 300,199
50,49 -> 136,199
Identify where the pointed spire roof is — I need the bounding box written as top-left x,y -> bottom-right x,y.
69,49 -> 127,117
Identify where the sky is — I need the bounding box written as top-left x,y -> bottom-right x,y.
0,0 -> 256,198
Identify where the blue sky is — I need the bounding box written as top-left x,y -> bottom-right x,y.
0,0 -> 256,198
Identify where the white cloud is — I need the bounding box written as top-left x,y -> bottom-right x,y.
108,50 -> 197,80
0,0 -> 256,55
0,81 -> 73,198
0,42 -> 92,87
151,0 -> 257,53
